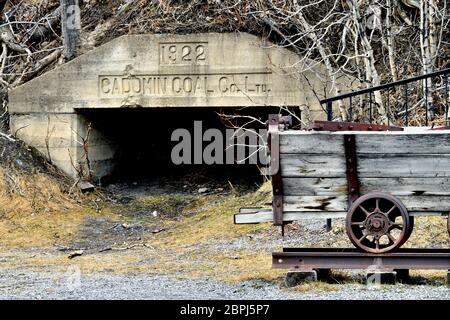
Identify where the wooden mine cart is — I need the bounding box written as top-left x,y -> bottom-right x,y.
235,115 -> 450,253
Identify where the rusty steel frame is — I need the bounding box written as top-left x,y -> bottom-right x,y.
344,134 -> 360,204
267,114 -> 292,226
273,248 -> 450,270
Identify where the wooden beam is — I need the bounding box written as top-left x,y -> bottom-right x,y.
281,153 -> 450,178
284,177 -> 450,196
280,131 -> 450,155
283,177 -> 348,196
280,154 -> 346,177
234,210 -> 445,224
234,211 -> 347,224
358,154 -> 450,178
284,195 -> 348,212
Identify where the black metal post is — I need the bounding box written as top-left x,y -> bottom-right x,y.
326,101 -> 332,231
405,84 -> 408,126
326,102 -> 333,121
425,77 -> 428,126
349,96 -> 353,121
387,88 -> 390,125
326,219 -> 332,232
445,75 -> 449,126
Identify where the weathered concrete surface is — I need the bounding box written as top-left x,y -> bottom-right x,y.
9,33 -> 353,179
10,113 -> 116,179
9,33 -> 348,112
285,270 -> 318,287
366,271 -> 397,285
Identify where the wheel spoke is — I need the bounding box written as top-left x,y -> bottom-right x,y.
390,223 -> 403,230
375,198 -> 380,212
385,205 -> 396,216
358,233 -> 367,242
386,232 -> 397,244
351,221 -> 365,227
359,205 -> 371,216
375,238 -> 380,250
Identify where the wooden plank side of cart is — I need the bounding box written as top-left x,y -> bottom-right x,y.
235,129 -> 450,224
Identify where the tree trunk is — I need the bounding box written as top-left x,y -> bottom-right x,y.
420,0 -> 436,121
386,0 -> 398,81
348,0 -> 387,124
296,10 -> 347,121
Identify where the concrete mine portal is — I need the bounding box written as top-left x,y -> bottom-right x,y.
8,33 -> 340,181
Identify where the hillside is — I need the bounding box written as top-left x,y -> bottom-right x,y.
0,1 -> 449,299
0,0 -> 449,129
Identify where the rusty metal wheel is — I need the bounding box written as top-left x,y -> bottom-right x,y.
346,192 -> 412,253
401,216 -> 414,247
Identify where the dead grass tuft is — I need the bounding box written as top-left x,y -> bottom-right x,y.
405,216 -> 449,247
0,167 -> 85,247
289,282 -> 340,293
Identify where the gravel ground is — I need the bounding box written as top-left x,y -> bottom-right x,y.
0,269 -> 448,300
1,181 -> 448,300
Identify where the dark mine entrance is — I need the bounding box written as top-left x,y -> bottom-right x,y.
76,107 -> 281,192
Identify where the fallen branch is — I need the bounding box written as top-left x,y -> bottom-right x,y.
15,48 -> 62,85
0,131 -> 15,142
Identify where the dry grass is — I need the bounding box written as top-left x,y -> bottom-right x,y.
406,216 -> 449,247
0,168 -> 77,216
150,183 -> 272,248
145,247 -> 285,283
288,282 -> 340,293
6,249 -> 146,273
0,173 -> 448,290
0,168 -> 86,247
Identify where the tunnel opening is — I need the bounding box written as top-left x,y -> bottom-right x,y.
76,107 -> 285,192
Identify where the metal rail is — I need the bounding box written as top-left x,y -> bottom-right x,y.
321,68 -> 450,104
321,68 -> 450,126
273,248 -> 450,270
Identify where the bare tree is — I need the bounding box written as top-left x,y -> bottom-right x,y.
0,0 -> 448,132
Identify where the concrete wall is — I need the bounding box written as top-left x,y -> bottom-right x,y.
8,33 -> 354,180
9,113 -> 116,180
